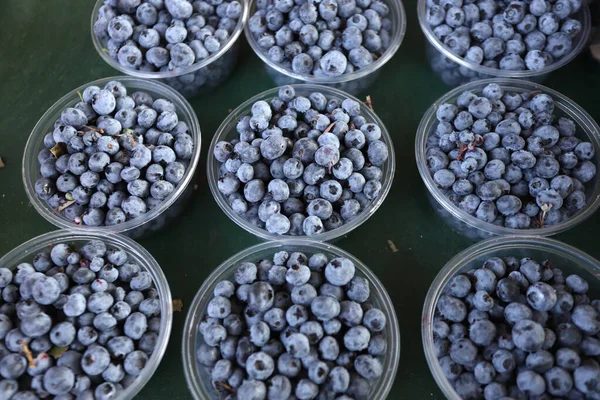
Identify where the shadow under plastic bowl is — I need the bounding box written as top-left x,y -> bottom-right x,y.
23,76 -> 201,239
244,0 -> 406,96
0,229 -> 173,400
415,78 -> 600,241
90,0 -> 249,98
417,0 -> 592,87
421,235 -> 600,399
208,84 -> 395,242
182,239 -> 400,400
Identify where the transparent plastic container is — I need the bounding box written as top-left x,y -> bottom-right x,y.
415,78 -> 600,241
417,0 -> 592,87
207,84 -> 396,242
90,0 -> 249,98
421,235 -> 600,399
182,239 -> 401,400
0,229 -> 173,400
23,76 -> 201,239
244,0 -> 407,96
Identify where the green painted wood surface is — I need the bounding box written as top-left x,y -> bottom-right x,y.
1,1 -> 600,398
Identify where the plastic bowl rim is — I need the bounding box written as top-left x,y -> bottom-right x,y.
415,77 -> 600,237
182,238 -> 401,400
90,0 -> 250,79
207,83 -> 396,241
244,0 -> 407,84
22,75 -> 202,234
421,235 -> 600,399
0,228 -> 174,400
416,0 -> 592,78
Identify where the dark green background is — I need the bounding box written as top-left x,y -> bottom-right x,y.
1,1 -> 600,398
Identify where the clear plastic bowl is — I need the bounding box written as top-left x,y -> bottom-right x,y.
90,0 -> 249,98
244,0 -> 407,96
182,239 -> 401,400
207,84 -> 396,242
0,229 -> 173,400
415,78 -> 600,241
421,235 -> 600,399
22,76 -> 201,239
417,0 -> 592,87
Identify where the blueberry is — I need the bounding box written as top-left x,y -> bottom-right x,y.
352,354 -> 382,380
209,359 -> 233,385
123,350 -> 149,376
526,282 -> 558,312
455,194 -> 479,215
554,347 -> 581,372
195,342 -> 219,369
511,319 -> 545,352
476,181 -> 501,202
318,50 -> 347,76
433,169 -> 456,190
572,160 -> 597,183
573,361 -> 600,394
537,188 -> 564,211
81,345 -> 111,376
495,279 -> 520,305
207,295 -> 232,319
564,275 -> 588,295
107,15 -> 133,42
571,305 -> 600,335
438,294 -> 468,323
473,290 -> 495,312
491,348 -> 516,375
49,321 -> 76,346
0,353 -> 27,381
494,195 -> 522,216
446,275 -> 472,299
525,350 -> 552,374
543,366 -> 573,396
245,351 -> 275,380
265,213 -> 291,235
268,179 -> 291,202
303,360 -> 329,386
527,177 -> 549,199
508,304 -> 538,332
41,366 -> 75,395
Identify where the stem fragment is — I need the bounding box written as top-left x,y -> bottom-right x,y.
21,342 -> 35,368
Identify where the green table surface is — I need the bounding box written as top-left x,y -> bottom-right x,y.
1,1 -> 600,399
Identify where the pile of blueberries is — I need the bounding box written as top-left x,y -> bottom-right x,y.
94,0 -> 242,72
0,239 -> 162,399
426,83 -> 597,229
213,86 -> 389,236
247,0 -> 394,77
34,81 -> 194,227
434,256 -> 600,399
197,250 -> 387,400
426,0 -> 583,71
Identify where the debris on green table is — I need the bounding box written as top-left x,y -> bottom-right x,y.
173,298 -> 183,312
364,95 -> 374,110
